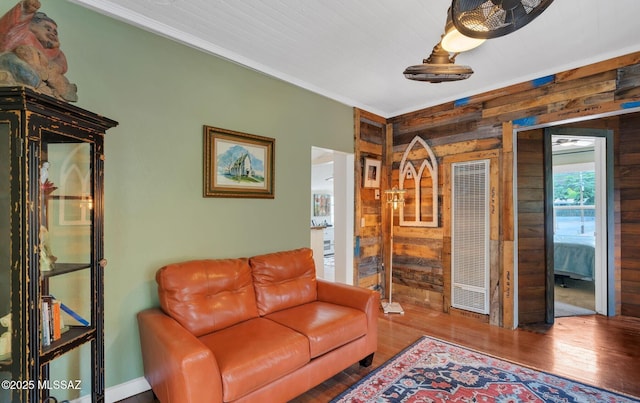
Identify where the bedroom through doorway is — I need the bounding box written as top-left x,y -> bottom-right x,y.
550,129 -> 608,317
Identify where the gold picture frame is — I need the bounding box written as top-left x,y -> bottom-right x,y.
203,125 -> 275,198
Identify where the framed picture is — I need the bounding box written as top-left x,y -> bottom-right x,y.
313,194 -> 331,217
203,125 -> 275,198
363,158 -> 381,188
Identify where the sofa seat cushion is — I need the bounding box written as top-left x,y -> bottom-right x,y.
265,301 -> 367,358
198,317 -> 310,402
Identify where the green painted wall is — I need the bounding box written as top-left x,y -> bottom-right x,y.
2,0 -> 354,392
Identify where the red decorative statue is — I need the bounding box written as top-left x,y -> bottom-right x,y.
0,0 -> 77,101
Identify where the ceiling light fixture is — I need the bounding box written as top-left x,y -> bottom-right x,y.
441,7 -> 486,53
451,0 -> 554,39
403,43 -> 473,83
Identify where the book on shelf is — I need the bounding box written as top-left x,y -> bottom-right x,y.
41,296 -> 51,347
52,299 -> 61,341
42,295 -> 88,346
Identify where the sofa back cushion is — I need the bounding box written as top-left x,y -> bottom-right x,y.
249,248 -> 317,316
156,258 -> 259,336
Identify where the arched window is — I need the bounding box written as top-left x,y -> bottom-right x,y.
399,136 -> 438,227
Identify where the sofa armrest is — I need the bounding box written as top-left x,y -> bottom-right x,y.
317,280 -> 379,353
317,280 -> 378,312
137,308 -> 222,403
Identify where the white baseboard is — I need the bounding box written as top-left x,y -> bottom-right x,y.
105,377 -> 151,403
70,377 -> 151,403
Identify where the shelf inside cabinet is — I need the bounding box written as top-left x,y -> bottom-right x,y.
41,263 -> 91,278
40,326 -> 95,363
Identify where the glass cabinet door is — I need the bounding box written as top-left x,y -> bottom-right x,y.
39,131 -> 95,351
0,122 -> 12,402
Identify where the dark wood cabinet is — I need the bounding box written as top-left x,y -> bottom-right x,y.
0,87 -> 117,402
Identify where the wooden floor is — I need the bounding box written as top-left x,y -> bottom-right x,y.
120,303 -> 640,402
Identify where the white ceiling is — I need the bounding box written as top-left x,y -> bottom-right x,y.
69,0 -> 640,118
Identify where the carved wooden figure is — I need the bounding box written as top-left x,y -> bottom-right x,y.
0,0 -> 78,101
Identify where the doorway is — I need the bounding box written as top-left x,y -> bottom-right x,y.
516,122 -> 615,326
311,147 -> 355,285
515,110 -> 640,327
549,130 -> 608,317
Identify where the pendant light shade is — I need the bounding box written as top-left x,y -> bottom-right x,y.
441,7 -> 486,53
451,0 -> 554,39
403,44 -> 473,83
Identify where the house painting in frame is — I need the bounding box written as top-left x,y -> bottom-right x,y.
203,125 -> 275,198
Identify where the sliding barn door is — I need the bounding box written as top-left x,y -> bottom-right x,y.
451,160 -> 490,314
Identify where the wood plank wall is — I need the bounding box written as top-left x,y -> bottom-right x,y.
389,112 -> 501,315
372,51 -> 640,327
619,113 -> 640,317
516,129 -> 546,324
354,109 -> 386,292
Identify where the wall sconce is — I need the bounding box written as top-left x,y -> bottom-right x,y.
385,187 -> 406,210
81,194 -> 93,210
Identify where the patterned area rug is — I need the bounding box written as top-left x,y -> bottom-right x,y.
332,335 -> 639,403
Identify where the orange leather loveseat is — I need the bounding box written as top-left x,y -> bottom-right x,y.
137,248 -> 379,402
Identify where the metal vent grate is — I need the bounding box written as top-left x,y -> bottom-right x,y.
451,160 -> 490,314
